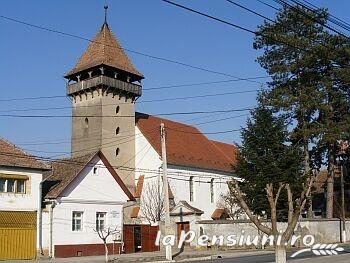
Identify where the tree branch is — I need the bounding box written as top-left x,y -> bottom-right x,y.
229,181 -> 272,235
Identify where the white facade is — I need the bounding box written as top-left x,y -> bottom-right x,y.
135,126 -> 231,221
0,167 -> 42,211
42,156 -> 129,257
0,166 -> 44,249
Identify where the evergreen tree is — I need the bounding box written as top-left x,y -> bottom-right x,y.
253,5 -> 350,218
229,105 -> 313,263
235,106 -> 303,219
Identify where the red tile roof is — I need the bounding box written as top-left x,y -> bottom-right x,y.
136,113 -> 237,173
211,208 -> 229,220
0,138 -> 49,170
65,23 -> 143,78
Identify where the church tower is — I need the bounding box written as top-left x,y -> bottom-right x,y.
64,7 -> 143,191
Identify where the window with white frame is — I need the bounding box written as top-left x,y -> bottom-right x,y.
210,178 -> 214,203
72,211 -> 83,231
189,176 -> 194,202
0,178 -> 26,194
96,212 -> 106,231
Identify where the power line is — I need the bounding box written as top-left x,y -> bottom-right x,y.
0,89 -> 260,113
0,15 -> 266,84
0,151 -> 235,179
0,77 -> 268,103
256,0 -> 281,11
273,0 -> 349,37
224,0 -> 275,22
0,107 -> 253,118
161,0 -> 308,52
292,0 -> 350,33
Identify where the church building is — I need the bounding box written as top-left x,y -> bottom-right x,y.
42,9 -> 238,257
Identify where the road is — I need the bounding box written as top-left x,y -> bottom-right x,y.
188,250 -> 350,263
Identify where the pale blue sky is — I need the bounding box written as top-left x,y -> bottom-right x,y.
0,0 -> 349,157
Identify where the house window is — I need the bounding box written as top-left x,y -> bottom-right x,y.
0,179 -> 6,192
0,177 -> 27,194
96,212 -> 106,231
93,167 -> 98,175
17,180 -> 25,193
72,211 -> 83,231
6,179 -> 15,193
189,176 -> 194,202
210,178 -> 214,203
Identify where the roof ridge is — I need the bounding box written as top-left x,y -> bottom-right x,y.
210,140 -> 236,162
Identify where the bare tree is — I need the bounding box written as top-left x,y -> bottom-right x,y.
95,227 -> 120,262
229,178 -> 314,263
140,181 -> 165,224
217,192 -> 245,219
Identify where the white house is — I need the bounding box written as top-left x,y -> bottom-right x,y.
42,151 -> 135,258
0,138 -> 50,260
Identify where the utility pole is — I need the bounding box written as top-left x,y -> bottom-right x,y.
160,123 -> 172,261
340,163 -> 346,243
337,140 -> 348,243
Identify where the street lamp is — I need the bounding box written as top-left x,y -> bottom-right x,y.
335,140 -> 349,243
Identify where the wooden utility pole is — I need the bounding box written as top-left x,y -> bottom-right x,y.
160,123 -> 172,260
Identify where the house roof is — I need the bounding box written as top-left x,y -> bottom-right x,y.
134,174 -> 174,199
43,151 -> 135,201
170,200 -> 204,216
65,23 -> 143,79
211,208 -> 229,220
0,138 -> 50,170
136,113 -> 237,173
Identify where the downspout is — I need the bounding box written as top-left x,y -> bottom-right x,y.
38,182 -> 43,255
49,201 -> 56,258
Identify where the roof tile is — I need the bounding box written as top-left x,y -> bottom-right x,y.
66,23 -> 143,78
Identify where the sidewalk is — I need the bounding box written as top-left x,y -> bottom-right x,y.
6,248 -> 274,263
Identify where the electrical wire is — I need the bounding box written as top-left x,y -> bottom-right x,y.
0,15 -> 267,84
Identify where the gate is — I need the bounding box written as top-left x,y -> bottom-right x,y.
123,224 -> 159,253
0,211 -> 37,260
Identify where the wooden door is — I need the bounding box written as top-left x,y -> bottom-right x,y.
176,222 -> 190,244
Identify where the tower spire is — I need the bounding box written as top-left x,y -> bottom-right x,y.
104,5 -> 108,24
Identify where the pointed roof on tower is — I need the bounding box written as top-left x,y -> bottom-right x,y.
65,21 -> 143,79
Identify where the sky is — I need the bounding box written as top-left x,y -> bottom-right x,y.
0,0 -> 349,157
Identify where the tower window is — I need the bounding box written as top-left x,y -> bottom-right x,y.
93,167 -> 98,175
116,106 -> 120,114
115,148 -> 120,156
116,127 -> 120,135
84,118 -> 89,128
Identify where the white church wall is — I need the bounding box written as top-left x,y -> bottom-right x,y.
135,129 -> 233,221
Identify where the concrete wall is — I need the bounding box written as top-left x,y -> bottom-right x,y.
194,219 -> 350,246
71,88 -> 136,191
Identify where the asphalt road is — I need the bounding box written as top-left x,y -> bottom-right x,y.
188,250 -> 350,263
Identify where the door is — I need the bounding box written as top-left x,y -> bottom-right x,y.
0,211 -> 37,260
141,225 -> 160,252
176,222 -> 190,245
134,226 -> 142,252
